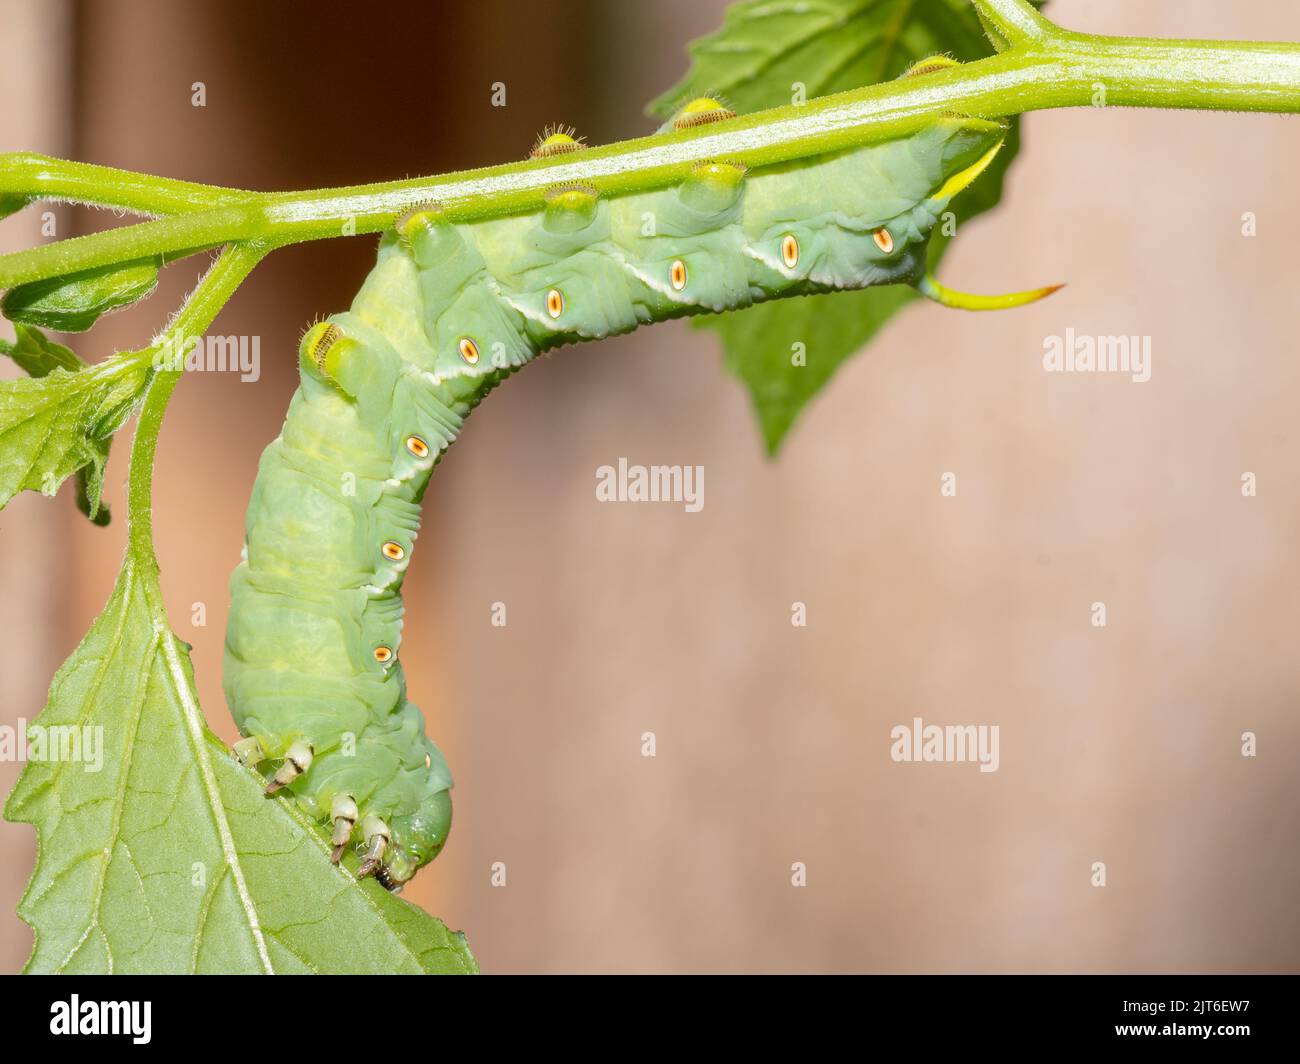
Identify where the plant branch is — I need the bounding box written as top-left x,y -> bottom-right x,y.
2,4 -> 1298,291
0,151 -> 255,217
126,242 -> 267,577
972,0 -> 1054,51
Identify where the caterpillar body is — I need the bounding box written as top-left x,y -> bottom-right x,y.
224,91 -> 1058,890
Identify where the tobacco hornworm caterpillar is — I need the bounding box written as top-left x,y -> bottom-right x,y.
224,69 -> 1058,891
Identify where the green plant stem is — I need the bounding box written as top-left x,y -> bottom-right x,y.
0,151 -> 254,216
126,242 -> 266,585
2,0 -> 1298,290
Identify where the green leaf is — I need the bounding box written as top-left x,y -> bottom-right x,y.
75,465 -> 112,526
649,0 -> 993,118
2,257 -> 160,332
0,194 -> 29,221
0,369 -> 111,509
717,285 -> 917,453
649,0 -> 1041,453
0,336 -> 148,519
4,557 -> 478,974
1,324 -> 119,523
0,322 -> 85,376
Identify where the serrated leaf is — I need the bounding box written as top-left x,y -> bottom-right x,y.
2,257 -> 160,333
0,322 -> 86,376
0,327 -> 152,519
1,324 -> 121,523
651,0 -> 1043,453
649,0 -> 991,118
0,367 -> 111,505
89,368 -> 151,441
0,357 -> 149,518
4,557 -> 477,974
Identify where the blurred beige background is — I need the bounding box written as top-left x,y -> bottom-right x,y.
2,0 -> 1298,973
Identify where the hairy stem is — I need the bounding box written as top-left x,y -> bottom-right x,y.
973,0 -> 1055,49
0,151 -> 254,216
1,2 -> 1297,290
126,242 -> 267,579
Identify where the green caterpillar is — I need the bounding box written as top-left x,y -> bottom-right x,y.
224,69 -> 1058,891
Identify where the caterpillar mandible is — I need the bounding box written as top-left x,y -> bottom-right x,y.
224,71 -> 1060,891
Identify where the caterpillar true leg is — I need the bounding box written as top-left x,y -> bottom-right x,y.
329,794 -> 359,864
356,815 -> 391,881
264,739 -> 313,795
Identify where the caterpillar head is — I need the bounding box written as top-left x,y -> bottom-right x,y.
380,789 -> 453,888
